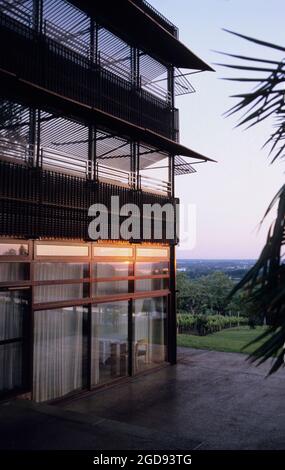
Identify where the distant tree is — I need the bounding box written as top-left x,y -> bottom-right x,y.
177,271 -> 246,316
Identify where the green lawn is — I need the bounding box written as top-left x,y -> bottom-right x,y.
177,326 -> 268,354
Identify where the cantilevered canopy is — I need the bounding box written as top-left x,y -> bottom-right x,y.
70,0 -> 214,71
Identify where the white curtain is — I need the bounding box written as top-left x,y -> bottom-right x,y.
33,307 -> 84,402
34,263 -> 85,281
0,343 -> 22,392
91,303 -> 128,385
134,297 -> 166,369
0,262 -> 26,282
34,263 -> 85,304
0,291 -> 24,392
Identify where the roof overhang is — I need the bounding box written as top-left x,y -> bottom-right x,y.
69,0 -> 214,71
0,68 -> 216,163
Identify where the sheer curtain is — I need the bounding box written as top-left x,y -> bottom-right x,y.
0,290 -> 25,392
0,262 -> 28,282
34,263 -> 86,304
134,297 -> 167,369
33,306 -> 86,402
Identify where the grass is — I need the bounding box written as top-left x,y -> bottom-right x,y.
177,326 -> 268,354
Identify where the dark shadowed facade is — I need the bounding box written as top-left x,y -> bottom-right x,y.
0,0 -> 212,402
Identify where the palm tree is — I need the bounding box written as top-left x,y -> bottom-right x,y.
216,31 -> 285,373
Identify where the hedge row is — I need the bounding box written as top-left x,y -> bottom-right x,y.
177,313 -> 248,336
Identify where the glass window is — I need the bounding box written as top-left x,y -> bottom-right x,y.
135,261 -> 169,276
0,263 -> 29,282
0,290 -> 28,341
135,278 -> 169,292
93,246 -> 133,257
34,283 -> 88,303
34,263 -> 89,281
0,243 -> 29,257
36,244 -> 89,257
0,288 -> 29,394
92,280 -> 130,297
136,247 -> 168,258
93,262 -> 132,279
0,343 -> 23,393
33,306 -> 88,402
133,297 -> 167,373
91,301 -> 128,385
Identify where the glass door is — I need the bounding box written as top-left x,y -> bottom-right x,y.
91,300 -> 129,386
0,288 -> 30,397
132,296 -> 168,373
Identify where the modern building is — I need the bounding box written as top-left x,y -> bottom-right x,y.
0,0 -> 213,402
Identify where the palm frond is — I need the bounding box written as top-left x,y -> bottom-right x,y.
219,31 -> 285,373
218,31 -> 285,163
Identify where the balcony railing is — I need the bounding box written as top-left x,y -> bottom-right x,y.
138,0 -> 179,38
0,158 -> 177,242
0,11 -> 179,141
0,139 -> 172,195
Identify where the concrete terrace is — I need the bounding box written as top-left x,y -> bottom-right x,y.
1,348 -> 285,450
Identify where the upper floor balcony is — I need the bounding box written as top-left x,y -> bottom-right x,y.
0,138 -> 172,196
0,5 -> 179,142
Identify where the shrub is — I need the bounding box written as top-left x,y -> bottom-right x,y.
177,313 -> 248,336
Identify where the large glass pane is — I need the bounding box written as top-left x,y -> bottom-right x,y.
93,262 -> 132,278
133,297 -> 167,373
136,247 -> 168,258
135,278 -> 169,292
36,244 -> 89,257
0,343 -> 23,393
0,263 -> 29,282
34,263 -> 89,281
136,261 -> 169,276
33,306 -> 88,402
0,243 -> 28,256
93,246 -> 133,257
0,290 -> 28,341
92,280 -> 130,297
91,301 -> 128,385
0,289 -> 29,394
34,283 -> 88,303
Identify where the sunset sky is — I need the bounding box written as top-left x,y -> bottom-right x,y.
152,0 -> 285,259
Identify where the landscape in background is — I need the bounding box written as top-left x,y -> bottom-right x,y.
176,258 -> 266,353
177,258 -> 255,282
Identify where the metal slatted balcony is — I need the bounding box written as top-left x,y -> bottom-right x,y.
0,10 -> 179,142
0,138 -> 172,195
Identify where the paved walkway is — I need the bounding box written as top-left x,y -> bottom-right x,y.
1,348 -> 285,449
61,348 -> 285,450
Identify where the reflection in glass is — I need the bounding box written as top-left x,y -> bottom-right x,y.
93,280 -> 129,297
91,301 -> 128,385
136,247 -> 168,258
135,278 -> 168,292
133,297 -> 167,373
34,283 -> 88,303
93,262 -> 132,278
0,244 -> 28,256
36,244 -> 88,257
0,263 -> 29,282
93,246 -> 133,257
33,306 -> 88,402
0,290 -> 27,341
135,261 -> 169,276
34,263 -> 89,281
0,343 -> 22,393
0,289 -> 28,393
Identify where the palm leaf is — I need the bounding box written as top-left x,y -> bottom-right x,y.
220,32 -> 285,373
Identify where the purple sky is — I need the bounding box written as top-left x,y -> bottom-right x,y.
151,0 -> 285,259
